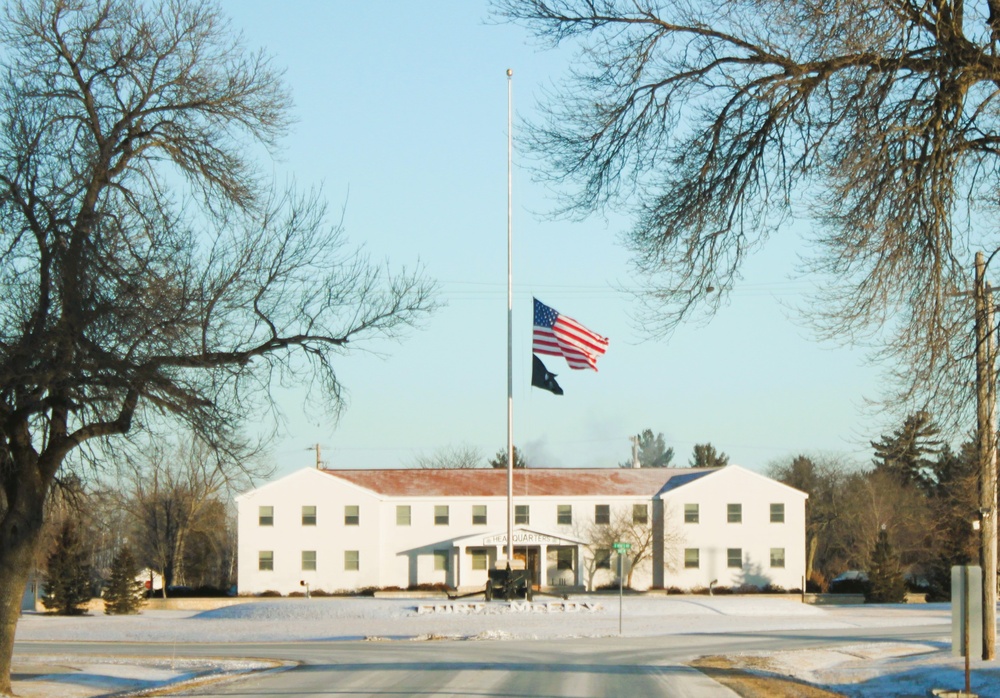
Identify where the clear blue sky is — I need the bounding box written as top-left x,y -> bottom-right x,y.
219,1 -> 881,477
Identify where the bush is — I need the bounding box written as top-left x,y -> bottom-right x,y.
258,590 -> 282,597
806,571 -> 827,593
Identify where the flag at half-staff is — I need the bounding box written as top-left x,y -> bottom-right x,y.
532,298 -> 609,371
531,355 -> 564,395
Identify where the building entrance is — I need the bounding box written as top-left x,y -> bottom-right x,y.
513,547 -> 541,589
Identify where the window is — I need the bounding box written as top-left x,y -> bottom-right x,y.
515,504 -> 530,525
684,503 -> 699,523
258,551 -> 273,571
595,504 -> 610,525
770,548 -> 786,568
727,503 -> 742,523
345,505 -> 359,526
727,548 -> 743,568
557,504 -> 572,525
471,549 -> 488,571
396,505 -> 411,526
557,547 -> 574,570
434,550 -> 449,571
633,504 -> 648,525
301,505 -> 316,526
344,550 -> 359,571
684,548 -> 700,569
301,550 -> 316,571
434,505 -> 449,525
258,506 -> 273,526
595,549 -> 612,569
472,505 -> 488,525
770,503 -> 785,523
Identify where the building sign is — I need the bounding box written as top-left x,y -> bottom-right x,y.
482,531 -> 564,546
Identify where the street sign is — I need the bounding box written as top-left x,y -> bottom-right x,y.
612,542 -> 631,551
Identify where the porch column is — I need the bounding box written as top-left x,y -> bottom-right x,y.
539,544 -> 548,586
575,546 -> 583,587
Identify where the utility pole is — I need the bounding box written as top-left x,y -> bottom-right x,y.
974,251 -> 998,660
307,443 -> 322,469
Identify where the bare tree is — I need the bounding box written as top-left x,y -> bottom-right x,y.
582,505 -> 680,589
118,435 -> 257,595
0,0 -> 436,690
495,0 -> 998,421
497,0 -> 1000,655
413,444 -> 485,469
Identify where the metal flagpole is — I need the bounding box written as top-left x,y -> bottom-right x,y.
505,68 -> 514,565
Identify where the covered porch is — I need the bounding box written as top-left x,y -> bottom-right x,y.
449,527 -> 589,593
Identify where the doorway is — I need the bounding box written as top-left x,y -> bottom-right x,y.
513,547 -> 540,589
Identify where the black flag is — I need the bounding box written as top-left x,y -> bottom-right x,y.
531,354 -> 564,395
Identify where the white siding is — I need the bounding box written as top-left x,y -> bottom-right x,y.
236,465 -> 806,594
661,467 -> 806,591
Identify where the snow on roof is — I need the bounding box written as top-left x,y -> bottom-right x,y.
319,467 -> 719,498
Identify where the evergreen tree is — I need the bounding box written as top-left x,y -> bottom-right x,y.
689,443 -> 729,468
42,521 -> 92,615
871,411 -> 942,489
866,526 -> 907,604
488,447 -> 529,469
103,547 -> 146,615
619,429 -> 675,468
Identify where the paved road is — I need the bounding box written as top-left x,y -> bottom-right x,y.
16,624 -> 947,697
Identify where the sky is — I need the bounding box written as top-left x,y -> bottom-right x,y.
215,1 -> 885,478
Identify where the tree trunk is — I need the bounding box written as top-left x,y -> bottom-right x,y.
0,476 -> 48,695
806,535 -> 819,582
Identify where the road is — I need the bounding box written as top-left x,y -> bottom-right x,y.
15,623 -> 948,697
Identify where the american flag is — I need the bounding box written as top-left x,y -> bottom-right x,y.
532,298 -> 609,371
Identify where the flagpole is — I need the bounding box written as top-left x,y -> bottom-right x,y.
505,68 -> 514,565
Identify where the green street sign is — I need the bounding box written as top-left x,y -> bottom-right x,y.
612,542 -> 631,551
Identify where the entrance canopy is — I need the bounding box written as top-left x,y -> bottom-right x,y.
451,526 -> 588,548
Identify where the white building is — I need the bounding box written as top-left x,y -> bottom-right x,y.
236,465 -> 806,595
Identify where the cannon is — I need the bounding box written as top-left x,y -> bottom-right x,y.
485,562 -> 533,602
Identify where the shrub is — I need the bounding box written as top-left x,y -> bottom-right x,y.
806,571 -> 827,593
258,590 -> 282,597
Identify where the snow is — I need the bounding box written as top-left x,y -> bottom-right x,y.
12,596 -> 1000,697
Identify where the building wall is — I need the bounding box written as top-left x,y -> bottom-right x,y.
236,466 -> 806,594
661,467 -> 807,590
237,469 -> 384,594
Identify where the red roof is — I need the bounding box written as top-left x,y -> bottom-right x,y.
320,467 -> 717,498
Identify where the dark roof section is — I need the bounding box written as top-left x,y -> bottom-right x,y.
320,467 -> 719,498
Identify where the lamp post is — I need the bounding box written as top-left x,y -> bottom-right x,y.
974,251 -> 998,660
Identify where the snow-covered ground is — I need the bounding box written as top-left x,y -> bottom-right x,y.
12,596 -> 1000,697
